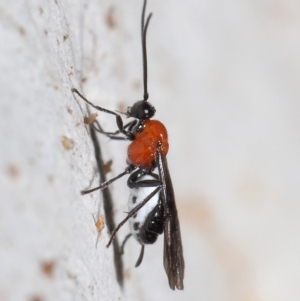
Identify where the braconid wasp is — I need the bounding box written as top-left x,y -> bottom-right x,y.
72,0 -> 184,290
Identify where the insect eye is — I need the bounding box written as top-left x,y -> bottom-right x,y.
127,101 -> 156,119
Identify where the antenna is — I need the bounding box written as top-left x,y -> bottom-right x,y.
141,0 -> 152,101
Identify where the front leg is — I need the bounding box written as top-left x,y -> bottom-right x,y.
92,120 -> 137,141
72,88 -> 135,140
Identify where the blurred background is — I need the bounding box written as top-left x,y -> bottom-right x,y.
0,0 -> 299,300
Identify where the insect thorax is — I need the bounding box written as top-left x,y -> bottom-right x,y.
127,120 -> 169,168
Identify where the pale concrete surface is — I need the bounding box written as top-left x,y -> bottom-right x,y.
0,0 -> 299,300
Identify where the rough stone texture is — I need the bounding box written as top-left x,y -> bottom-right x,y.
1,0 -> 300,301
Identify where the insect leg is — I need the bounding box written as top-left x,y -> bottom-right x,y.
120,233 -> 145,268
92,120 -> 137,140
106,186 -> 161,247
72,88 -> 135,140
81,164 -> 136,195
93,120 -> 137,137
119,233 -> 133,255
135,245 -> 145,267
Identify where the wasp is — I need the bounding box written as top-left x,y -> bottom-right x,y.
72,0 -> 184,290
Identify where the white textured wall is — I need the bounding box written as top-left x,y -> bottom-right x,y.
1,0 -> 300,300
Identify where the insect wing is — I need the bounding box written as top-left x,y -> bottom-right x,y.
155,150 -> 185,290
164,213 -> 184,290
